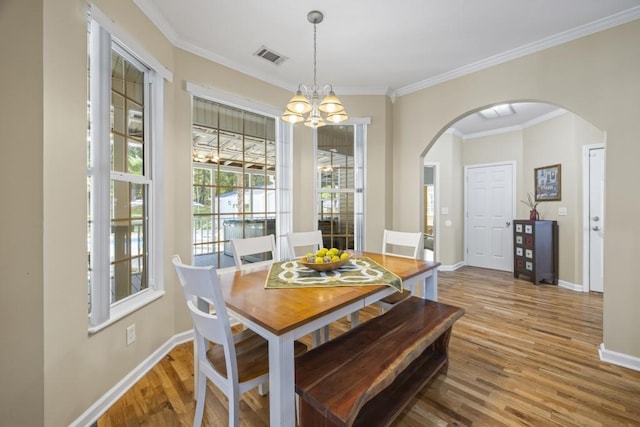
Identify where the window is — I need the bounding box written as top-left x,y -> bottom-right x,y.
191,98 -> 278,268
87,15 -> 164,330
316,124 -> 366,250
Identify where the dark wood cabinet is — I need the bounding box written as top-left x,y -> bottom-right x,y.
513,220 -> 558,285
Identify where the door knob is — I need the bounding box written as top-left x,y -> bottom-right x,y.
506,221 -> 511,227
592,226 -> 600,231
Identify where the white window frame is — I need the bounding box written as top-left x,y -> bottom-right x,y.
186,82 -> 293,262
88,9 -> 169,332
313,120 -> 368,250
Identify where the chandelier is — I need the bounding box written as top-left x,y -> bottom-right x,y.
281,11 -> 348,128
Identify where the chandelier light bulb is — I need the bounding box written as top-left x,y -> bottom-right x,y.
327,111 -> 348,123
286,90 -> 312,114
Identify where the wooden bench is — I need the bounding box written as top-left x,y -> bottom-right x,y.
295,297 -> 465,427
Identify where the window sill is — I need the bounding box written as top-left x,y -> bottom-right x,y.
89,289 -> 165,334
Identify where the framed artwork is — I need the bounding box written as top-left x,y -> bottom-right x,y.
535,164 -> 561,201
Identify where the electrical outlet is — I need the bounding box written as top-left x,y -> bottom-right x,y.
126,324 -> 136,346
558,207 -> 567,216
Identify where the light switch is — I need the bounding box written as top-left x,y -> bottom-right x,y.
558,207 -> 567,216
441,207 -> 449,215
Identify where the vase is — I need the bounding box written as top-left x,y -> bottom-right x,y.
529,209 -> 540,220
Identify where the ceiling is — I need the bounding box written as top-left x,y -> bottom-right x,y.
134,0 -> 640,133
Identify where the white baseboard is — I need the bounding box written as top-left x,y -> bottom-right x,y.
599,343 -> 640,372
69,330 -> 194,427
438,262 -> 465,272
558,280 -> 582,292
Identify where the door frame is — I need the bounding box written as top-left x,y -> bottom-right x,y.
424,162 -> 439,261
464,160 -> 517,270
582,143 -> 605,292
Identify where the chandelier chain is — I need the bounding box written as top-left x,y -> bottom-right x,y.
313,21 -> 318,89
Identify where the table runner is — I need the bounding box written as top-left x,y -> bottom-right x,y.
265,256 -> 402,292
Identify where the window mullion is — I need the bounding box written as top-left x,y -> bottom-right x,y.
89,21 -> 113,326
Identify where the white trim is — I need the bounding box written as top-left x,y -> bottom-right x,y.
599,343 -> 640,372
438,261 -> 465,272
90,4 -> 173,82
186,82 -> 282,117
582,143 -> 606,293
395,6 -> 640,97
69,330 -> 194,427
464,161 -> 517,271
423,162 -> 440,263
342,117 -> 372,125
558,280 -> 582,292
89,20 -> 112,326
89,290 -> 165,334
459,109 -> 568,140
88,18 -> 166,329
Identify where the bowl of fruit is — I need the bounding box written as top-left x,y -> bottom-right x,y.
299,248 -> 353,272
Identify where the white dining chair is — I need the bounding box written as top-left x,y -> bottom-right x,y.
375,229 -> 423,312
230,234 -> 278,271
172,255 -> 307,427
287,230 -> 323,259
287,230 -> 332,344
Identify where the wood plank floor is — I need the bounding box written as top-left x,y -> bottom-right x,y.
97,267 -> 640,426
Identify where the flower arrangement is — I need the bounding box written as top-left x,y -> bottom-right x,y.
521,192 -> 540,220
520,192 -> 538,210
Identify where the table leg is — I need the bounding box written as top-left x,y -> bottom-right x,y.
424,269 -> 438,301
411,269 -> 438,301
269,332 -> 297,427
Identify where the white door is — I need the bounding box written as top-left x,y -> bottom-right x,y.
466,163 -> 514,271
589,147 -> 605,292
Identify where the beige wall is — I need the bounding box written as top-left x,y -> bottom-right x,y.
3,0 -> 638,424
394,20 -> 640,358
39,0 -> 178,425
0,0 -> 44,425
424,132 -> 464,265
523,113 -> 578,284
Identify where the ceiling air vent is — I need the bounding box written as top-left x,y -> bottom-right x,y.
254,46 -> 287,65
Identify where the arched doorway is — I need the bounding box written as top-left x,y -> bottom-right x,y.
421,101 -> 605,293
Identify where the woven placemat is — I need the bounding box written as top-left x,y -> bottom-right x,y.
265,256 -> 402,291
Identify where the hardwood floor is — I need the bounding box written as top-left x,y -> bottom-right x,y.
97,267 -> 640,426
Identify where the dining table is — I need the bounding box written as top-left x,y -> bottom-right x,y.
215,251 -> 440,427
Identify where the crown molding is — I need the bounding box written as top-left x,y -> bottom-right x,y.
456,108 -> 568,140
522,108 -> 568,128
133,0 -> 179,42
134,1 -> 640,99
396,6 -> 640,97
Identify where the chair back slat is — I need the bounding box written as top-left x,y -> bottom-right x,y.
171,255 -> 231,345
230,234 -> 278,269
287,230 -> 323,259
382,229 -> 422,259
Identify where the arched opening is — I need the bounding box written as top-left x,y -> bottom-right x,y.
420,101 -> 605,294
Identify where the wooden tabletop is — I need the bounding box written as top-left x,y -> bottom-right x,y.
217,252 -> 439,335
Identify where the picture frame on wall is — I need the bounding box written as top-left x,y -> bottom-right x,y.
535,164 -> 561,201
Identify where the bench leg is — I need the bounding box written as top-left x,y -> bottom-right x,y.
432,327 -> 453,375
349,311 -> 359,327
312,325 -> 330,347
